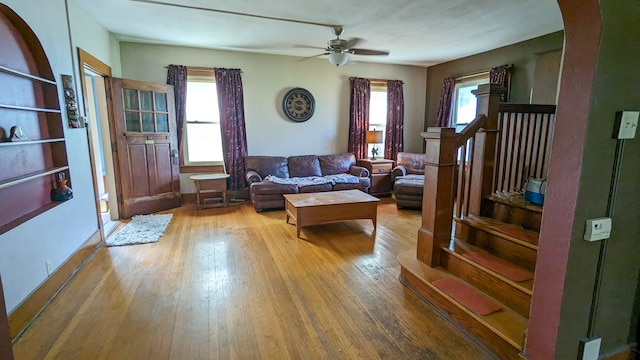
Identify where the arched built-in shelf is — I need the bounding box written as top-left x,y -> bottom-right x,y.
0,4 -> 71,235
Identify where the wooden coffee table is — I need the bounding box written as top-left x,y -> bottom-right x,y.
283,189 -> 380,238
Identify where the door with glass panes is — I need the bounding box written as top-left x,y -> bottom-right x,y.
109,78 -> 181,219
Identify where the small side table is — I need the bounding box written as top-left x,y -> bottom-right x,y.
190,173 -> 230,210
357,158 -> 395,197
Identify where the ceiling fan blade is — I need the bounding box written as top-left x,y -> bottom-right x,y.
350,48 -> 390,56
294,44 -> 329,50
299,52 -> 330,61
344,37 -> 362,49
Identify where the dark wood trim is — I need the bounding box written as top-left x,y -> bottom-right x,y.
77,48 -> 112,77
181,193 -> 197,204
8,231 -> 102,339
499,103 -> 556,114
77,48 -> 114,236
0,276 -> 14,360
602,346 -> 636,360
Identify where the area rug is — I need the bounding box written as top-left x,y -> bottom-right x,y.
463,252 -> 534,282
432,278 -> 502,316
106,214 -> 173,247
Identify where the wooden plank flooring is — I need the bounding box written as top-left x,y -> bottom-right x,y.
13,198 -> 497,359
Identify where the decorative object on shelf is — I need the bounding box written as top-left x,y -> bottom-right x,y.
282,87 -> 315,122
366,129 -> 383,160
61,74 -> 82,128
9,125 -> 27,141
51,172 -> 73,201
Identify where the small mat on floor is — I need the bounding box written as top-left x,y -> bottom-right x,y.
432,278 -> 502,316
106,214 -> 173,247
463,252 -> 534,282
489,224 -> 539,245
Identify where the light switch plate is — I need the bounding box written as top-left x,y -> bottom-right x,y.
579,338 -> 601,360
584,217 -> 612,241
613,111 -> 639,139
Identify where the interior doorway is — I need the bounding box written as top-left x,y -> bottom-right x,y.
77,49 -> 119,239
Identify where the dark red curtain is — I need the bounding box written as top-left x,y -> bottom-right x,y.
348,77 -> 370,160
214,68 -> 248,191
166,64 -> 188,160
385,80 -> 404,161
435,76 -> 456,127
490,64 -> 512,101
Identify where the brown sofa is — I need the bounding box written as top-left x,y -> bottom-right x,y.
245,153 -> 371,211
392,152 -> 426,209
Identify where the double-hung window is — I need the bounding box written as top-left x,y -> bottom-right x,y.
368,81 -> 388,157
184,69 -> 224,165
451,74 -> 489,132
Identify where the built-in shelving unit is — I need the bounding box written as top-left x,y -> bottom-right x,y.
0,5 -> 71,235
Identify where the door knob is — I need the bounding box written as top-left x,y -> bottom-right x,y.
171,149 -> 178,164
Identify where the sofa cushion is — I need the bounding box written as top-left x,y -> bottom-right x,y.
332,177 -> 370,191
394,177 -> 424,196
245,156 -> 289,178
288,155 -> 322,177
396,152 -> 426,175
298,183 -> 332,193
318,153 -> 356,175
250,181 -> 298,195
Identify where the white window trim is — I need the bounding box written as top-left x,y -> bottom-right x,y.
184,71 -> 224,166
451,73 -> 490,132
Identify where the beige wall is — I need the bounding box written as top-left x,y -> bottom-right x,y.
119,43 -> 428,158
0,0 -> 115,312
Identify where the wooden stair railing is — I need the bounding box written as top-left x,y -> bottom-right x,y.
454,114 -> 486,220
415,84 -> 505,267
494,104 -> 556,195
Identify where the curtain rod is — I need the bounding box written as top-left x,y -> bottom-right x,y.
164,65 -> 243,73
455,64 -> 512,81
349,77 -> 404,84
456,70 -> 490,81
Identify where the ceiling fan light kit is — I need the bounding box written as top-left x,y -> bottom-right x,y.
328,52 -> 349,67
300,25 -> 389,67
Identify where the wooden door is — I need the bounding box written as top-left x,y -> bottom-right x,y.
108,78 -> 181,219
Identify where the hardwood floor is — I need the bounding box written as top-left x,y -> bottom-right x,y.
13,198 -> 496,359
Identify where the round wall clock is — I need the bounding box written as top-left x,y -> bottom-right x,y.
282,88 -> 315,122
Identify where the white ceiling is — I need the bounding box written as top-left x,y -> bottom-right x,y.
74,0 -> 564,67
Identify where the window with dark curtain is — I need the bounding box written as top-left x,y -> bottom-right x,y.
214,68 -> 248,191
385,80 -> 404,161
348,77 -> 371,160
166,64 -> 187,159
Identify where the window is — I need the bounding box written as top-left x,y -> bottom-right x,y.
368,81 -> 388,157
451,74 -> 489,132
184,69 -> 224,165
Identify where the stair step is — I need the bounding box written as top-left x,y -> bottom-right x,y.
460,215 -> 539,249
399,250 -> 527,360
486,192 -> 543,213
455,215 -> 538,272
441,240 -> 533,318
482,193 -> 542,232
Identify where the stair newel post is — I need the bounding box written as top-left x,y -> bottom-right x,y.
467,84 -> 504,216
417,128 -> 458,266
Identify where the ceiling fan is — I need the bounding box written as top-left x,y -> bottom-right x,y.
298,26 -> 390,67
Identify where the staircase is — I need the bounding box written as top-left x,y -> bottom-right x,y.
398,85 -> 554,359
